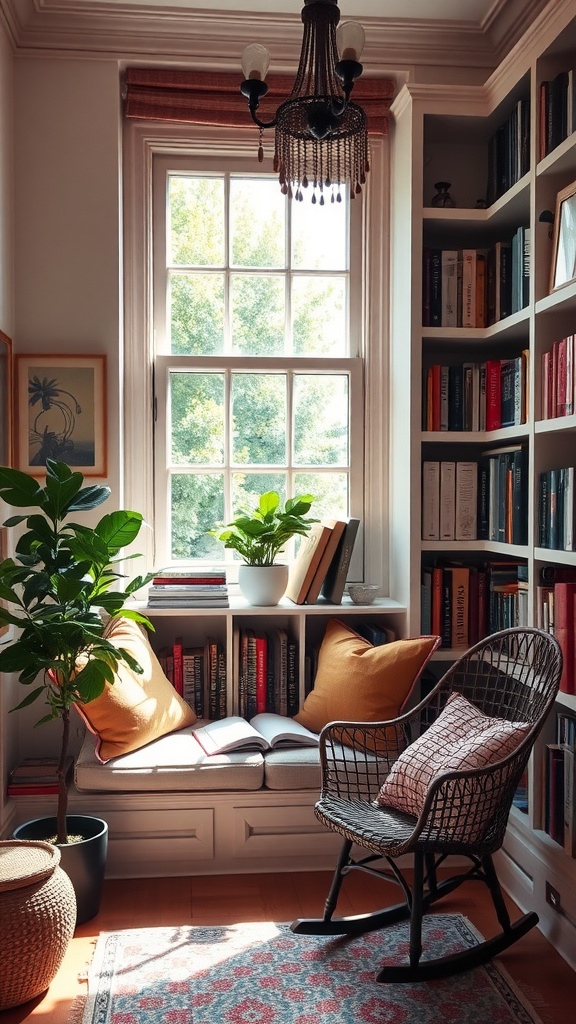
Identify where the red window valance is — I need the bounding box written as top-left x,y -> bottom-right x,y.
123,68 -> 394,136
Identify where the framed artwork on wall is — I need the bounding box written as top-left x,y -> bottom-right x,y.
16,354 -> 107,476
0,330 -> 12,469
550,178 -> 576,292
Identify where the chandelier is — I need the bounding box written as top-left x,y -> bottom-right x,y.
240,0 -> 368,204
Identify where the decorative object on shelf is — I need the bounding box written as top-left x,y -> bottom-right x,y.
0,460 -> 154,921
240,0 -> 368,203
211,490 -> 317,606
15,354 -> 107,476
474,198 -> 487,209
347,583 -> 380,605
0,839 -> 76,1010
550,178 -> 576,291
430,182 -> 456,208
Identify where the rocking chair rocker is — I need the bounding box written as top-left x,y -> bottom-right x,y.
292,627 -> 562,982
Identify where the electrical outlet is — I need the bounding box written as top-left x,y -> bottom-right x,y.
545,882 -> 562,912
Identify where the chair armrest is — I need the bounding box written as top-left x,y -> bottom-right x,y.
318,718 -> 411,801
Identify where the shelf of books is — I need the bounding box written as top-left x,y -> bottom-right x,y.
144,596 -> 406,721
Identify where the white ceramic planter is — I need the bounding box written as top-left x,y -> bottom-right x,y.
238,564 -> 289,606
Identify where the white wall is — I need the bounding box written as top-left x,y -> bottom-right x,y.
13,56 -> 123,492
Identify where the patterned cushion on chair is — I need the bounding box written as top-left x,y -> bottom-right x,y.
376,691 -> 530,823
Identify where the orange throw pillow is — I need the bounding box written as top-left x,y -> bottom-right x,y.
295,619 -> 440,732
74,617 -> 196,762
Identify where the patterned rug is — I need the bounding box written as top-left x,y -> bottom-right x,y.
76,914 -> 543,1024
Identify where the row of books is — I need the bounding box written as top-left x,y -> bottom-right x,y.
538,467 -> 575,551
421,560 -> 528,650
6,756 -> 73,797
148,568 -> 229,608
486,98 -> 530,206
538,69 -> 576,160
541,335 -> 575,420
236,626 -> 299,720
544,711 -> 576,856
286,517 -> 359,605
422,354 -> 528,433
422,231 -> 530,329
158,637 -> 227,719
536,576 -> 576,697
422,446 -> 528,546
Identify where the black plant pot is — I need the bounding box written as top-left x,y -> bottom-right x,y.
13,815 -> 108,925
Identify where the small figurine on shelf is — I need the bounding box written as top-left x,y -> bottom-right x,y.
431,181 -> 456,207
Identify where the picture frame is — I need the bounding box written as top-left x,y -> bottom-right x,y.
550,179 -> 576,292
0,330 -> 13,469
16,354 -> 107,476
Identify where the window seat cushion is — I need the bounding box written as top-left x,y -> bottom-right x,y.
75,722 -> 264,793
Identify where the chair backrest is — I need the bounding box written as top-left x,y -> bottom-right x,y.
427,627 -> 562,730
414,627 -> 563,852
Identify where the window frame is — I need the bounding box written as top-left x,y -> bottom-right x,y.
123,120 -> 389,588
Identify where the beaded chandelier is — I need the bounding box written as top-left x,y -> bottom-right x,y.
240,0 -> 368,204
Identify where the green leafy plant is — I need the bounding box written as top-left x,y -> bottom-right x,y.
0,460 -> 154,843
211,490 -> 317,566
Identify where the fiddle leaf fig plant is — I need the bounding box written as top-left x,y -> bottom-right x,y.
0,460 -> 154,844
211,490 -> 317,566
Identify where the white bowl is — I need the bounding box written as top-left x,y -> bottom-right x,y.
347,584 -> 380,605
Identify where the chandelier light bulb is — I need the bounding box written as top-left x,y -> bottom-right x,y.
241,44 -> 271,82
336,21 -> 365,61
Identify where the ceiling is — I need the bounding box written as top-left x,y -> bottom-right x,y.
0,0 -> 550,81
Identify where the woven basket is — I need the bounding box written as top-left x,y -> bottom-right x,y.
0,839 -> 77,1010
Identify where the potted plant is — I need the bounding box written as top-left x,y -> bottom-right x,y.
212,490 -> 317,605
0,459 -> 153,921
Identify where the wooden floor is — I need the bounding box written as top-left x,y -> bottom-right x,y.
2,870 -> 575,1022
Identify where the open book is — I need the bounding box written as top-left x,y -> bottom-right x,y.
192,713 -> 319,756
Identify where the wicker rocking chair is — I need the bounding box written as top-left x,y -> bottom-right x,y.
292,627 -> 562,982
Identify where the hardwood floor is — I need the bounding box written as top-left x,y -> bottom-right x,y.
2,870 -> 574,1022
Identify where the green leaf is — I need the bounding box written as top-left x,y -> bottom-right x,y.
0,467 -> 45,508
10,686 -> 45,711
95,510 -> 144,552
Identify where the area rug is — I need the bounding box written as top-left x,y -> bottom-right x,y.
76,914 -> 543,1024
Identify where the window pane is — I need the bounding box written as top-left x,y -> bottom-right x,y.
292,196 -> 347,270
170,372 -> 225,465
230,178 -> 285,268
294,374 -> 349,465
231,275 -> 285,355
292,276 -> 347,355
231,473 -> 287,516
168,175 -> 224,266
232,373 -> 287,465
171,473 -> 224,560
295,472 -> 349,522
170,273 -> 224,354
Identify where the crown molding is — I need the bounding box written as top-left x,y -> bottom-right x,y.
0,0 -> 550,78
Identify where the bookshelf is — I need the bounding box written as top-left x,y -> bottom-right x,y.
143,596 -> 407,719
389,0 -> 576,971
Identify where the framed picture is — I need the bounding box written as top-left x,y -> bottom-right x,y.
0,330 -> 12,468
16,354 -> 107,476
550,179 -> 576,292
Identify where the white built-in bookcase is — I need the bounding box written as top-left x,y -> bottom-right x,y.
389,0 -> 576,971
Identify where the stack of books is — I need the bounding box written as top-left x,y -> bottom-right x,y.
7,756 -> 73,796
285,518 -> 360,606
147,569 -> 229,608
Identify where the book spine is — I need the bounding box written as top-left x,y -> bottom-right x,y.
441,249 -> 459,327
439,461 -> 456,540
455,461 -> 478,541
422,461 -> 440,540
461,249 -> 477,327
485,359 -> 502,430
255,635 -> 267,715
287,641 -> 299,717
172,637 -> 183,697
555,583 -> 576,695
430,248 -> 442,327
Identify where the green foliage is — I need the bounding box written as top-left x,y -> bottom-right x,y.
211,490 -> 317,566
0,460 -> 154,841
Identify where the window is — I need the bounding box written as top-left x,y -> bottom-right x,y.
123,122 -> 388,586
152,156 -> 364,571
